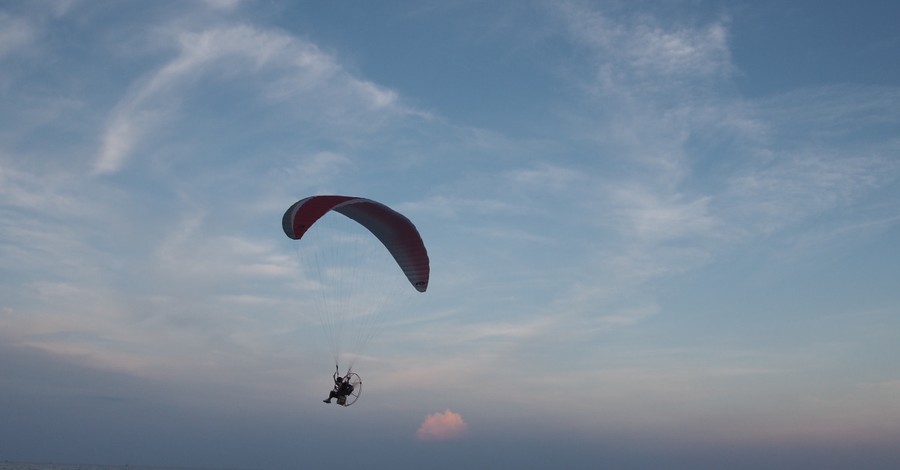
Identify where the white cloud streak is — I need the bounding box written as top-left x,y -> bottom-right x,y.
96,24 -> 402,174
554,1 -> 733,98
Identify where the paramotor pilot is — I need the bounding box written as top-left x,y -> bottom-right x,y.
323,367 -> 355,404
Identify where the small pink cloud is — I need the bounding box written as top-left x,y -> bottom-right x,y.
415,409 -> 468,441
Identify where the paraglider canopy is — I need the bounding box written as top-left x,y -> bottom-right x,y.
282,195 -> 429,292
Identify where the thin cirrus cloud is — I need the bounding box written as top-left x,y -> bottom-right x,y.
95,23 -> 401,175
546,3 -> 897,264
415,409 -> 468,441
552,1 -> 733,95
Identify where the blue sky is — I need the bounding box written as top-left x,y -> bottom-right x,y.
2,1 -> 899,468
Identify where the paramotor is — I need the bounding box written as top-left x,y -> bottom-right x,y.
336,372 -> 362,407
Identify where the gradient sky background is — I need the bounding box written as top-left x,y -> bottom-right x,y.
2,1 -> 900,469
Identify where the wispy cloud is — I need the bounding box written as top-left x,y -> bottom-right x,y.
505,162 -> 587,192
0,12 -> 35,58
546,1 -> 900,281
96,23 -> 404,174
553,1 -> 733,98
400,195 -> 523,219
605,183 -> 719,243
724,153 -> 887,234
201,0 -> 244,12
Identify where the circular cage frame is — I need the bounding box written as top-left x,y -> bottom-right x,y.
336,372 -> 362,407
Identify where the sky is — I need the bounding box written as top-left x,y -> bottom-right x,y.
2,0 -> 900,468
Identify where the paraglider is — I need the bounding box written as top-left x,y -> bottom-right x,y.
282,195 -> 429,407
